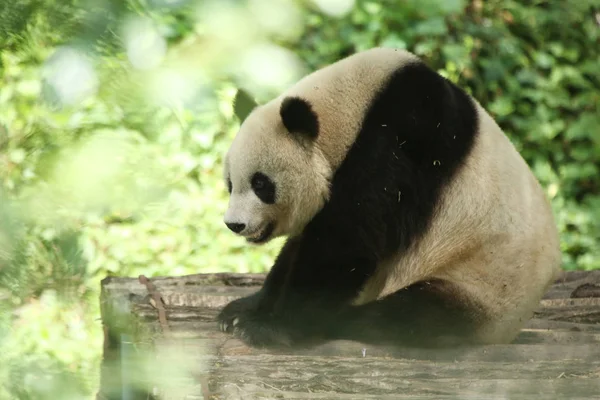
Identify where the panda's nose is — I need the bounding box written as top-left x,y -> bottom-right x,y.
225,222 -> 246,234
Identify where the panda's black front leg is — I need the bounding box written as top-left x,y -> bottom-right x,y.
217,238 -> 305,347
218,295 -> 297,347
217,289 -> 299,348
217,290 -> 261,333
217,233 -> 377,348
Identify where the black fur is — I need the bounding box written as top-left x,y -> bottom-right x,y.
218,60 -> 481,348
280,96 -> 319,139
251,172 -> 276,204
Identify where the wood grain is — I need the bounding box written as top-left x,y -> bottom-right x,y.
98,270 -> 600,400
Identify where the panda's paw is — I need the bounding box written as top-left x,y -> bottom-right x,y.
230,315 -> 294,348
217,298 -> 294,348
217,294 -> 260,334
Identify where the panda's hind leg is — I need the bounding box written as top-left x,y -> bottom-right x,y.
336,280 -> 486,348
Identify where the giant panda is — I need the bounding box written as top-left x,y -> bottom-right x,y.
217,47 -> 562,349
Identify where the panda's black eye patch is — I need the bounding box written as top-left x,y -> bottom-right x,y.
251,172 -> 275,204
227,177 -> 232,194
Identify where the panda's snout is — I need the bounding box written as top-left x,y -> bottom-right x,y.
225,222 -> 246,234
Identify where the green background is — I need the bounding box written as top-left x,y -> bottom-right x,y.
0,0 -> 599,398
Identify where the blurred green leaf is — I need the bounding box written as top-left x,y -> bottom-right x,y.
233,88 -> 259,122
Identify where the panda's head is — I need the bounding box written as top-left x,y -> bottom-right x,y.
223,90 -> 332,244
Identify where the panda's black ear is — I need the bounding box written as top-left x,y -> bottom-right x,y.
233,88 -> 258,122
280,96 -> 319,140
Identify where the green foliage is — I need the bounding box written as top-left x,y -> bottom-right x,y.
0,0 -> 599,398
286,0 -> 600,270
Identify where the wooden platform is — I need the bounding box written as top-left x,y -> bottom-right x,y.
96,271 -> 600,400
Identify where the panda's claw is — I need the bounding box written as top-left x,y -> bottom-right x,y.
217,292 -> 263,336
221,321 -> 231,333
218,309 -> 294,347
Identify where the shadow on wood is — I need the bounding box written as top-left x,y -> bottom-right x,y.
96,271 -> 600,400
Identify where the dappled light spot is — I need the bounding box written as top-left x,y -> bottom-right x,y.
42,46 -> 98,107
122,16 -> 167,70
311,0 -> 355,17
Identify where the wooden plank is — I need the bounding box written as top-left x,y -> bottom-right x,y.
167,392 -> 599,400
101,271 -> 600,326
208,357 -> 600,397
525,317 -> 600,332
514,328 -> 600,344
100,270 -> 600,305
535,298 -> 600,324
128,335 -> 600,399
544,270 -> 600,299
205,379 -> 600,400
98,271 -> 600,345
139,348 -> 600,399
213,339 -> 600,363
98,271 -> 600,400
142,319 -> 600,346
100,270 -> 600,294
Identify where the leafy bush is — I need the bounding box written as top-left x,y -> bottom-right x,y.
0,0 -> 598,397
286,0 -> 600,270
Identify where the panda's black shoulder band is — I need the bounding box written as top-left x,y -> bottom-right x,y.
280,96 -> 319,139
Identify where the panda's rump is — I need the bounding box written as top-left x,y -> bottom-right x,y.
352,100 -> 561,344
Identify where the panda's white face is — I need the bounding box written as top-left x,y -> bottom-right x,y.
223,98 -> 331,244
